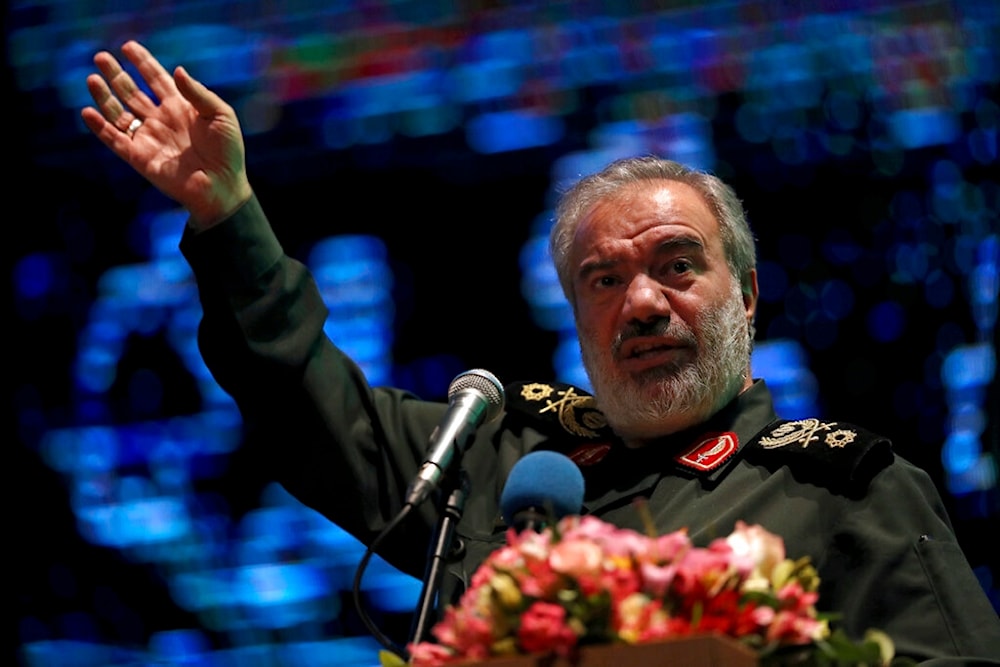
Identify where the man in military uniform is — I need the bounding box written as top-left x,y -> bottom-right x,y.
81,40 -> 1000,664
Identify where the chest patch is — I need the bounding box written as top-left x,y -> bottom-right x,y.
674,432 -> 739,472
567,442 -> 613,466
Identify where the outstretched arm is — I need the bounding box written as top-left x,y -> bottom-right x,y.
80,40 -> 252,229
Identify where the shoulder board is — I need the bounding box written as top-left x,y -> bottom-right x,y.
746,418 -> 894,491
504,380 -> 618,465
504,380 -> 614,441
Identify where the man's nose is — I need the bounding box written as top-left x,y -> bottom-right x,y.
623,274 -> 671,323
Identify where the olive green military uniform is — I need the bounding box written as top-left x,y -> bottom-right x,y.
181,195 -> 1000,664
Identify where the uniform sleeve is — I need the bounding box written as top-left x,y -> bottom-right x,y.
178,195 -> 453,578
821,455 -> 1000,664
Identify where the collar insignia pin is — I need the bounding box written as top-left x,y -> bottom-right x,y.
675,432 -> 738,472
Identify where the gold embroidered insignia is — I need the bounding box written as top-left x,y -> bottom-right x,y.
760,418 -> 840,449
520,383 -> 554,401
527,384 -> 607,438
825,429 -> 857,448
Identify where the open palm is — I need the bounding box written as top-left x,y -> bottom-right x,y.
80,40 -> 252,228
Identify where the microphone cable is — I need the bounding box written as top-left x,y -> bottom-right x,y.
352,503 -> 414,661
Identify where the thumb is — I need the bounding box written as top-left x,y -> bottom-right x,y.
173,66 -> 232,121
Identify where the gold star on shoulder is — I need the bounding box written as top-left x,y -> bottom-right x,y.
520,383 -> 554,401
825,429 -> 857,448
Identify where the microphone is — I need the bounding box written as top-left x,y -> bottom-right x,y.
405,369 -> 505,507
500,450 -> 585,532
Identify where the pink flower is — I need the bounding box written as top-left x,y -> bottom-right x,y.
776,581 -> 819,613
431,602 -> 495,653
561,515 -> 619,542
407,641 -> 457,666
726,521 -> 786,582
669,546 -> 739,600
549,536 -> 604,579
650,530 -> 692,562
638,560 -> 679,598
766,610 -> 826,644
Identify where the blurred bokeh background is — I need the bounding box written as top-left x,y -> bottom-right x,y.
7,1 -> 998,665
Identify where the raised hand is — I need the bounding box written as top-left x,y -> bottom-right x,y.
80,40 -> 252,229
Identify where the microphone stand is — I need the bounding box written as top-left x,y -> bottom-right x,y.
409,469 -> 469,647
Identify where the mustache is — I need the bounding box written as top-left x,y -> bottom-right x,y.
612,317 -> 697,355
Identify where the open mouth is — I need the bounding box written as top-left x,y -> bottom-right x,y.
625,341 -> 675,358
617,338 -> 687,371
620,336 -> 678,357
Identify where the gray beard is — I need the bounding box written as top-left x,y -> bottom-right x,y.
579,282 -> 751,443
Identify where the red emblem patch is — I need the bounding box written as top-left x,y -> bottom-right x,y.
675,432 -> 739,472
568,442 -> 612,466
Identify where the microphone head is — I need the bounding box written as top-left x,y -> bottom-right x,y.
448,369 -> 505,422
500,450 -> 585,528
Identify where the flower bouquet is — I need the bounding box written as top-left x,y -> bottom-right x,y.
381,512 -> 909,666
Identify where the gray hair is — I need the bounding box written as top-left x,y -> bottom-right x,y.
549,156 -> 757,307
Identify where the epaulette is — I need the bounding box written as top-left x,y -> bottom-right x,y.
746,418 -> 894,492
504,380 -> 617,465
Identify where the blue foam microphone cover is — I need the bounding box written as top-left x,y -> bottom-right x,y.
500,450 -> 585,529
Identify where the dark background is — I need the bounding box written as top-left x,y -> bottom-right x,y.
7,1 -> 998,665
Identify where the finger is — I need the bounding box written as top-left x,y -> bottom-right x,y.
86,72 -> 138,133
174,66 -> 230,119
80,106 -> 135,158
93,49 -> 159,120
80,106 -> 111,135
121,40 -> 178,103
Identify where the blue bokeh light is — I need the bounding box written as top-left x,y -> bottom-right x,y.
867,301 -> 907,343
10,1 -> 999,664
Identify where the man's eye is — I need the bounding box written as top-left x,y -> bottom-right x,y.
671,260 -> 692,274
592,274 -> 621,289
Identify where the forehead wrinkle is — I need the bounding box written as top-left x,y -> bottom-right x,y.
575,236 -> 707,291
580,231 -> 705,271
571,182 -> 718,287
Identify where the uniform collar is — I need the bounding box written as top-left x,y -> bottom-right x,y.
578,380 -> 779,514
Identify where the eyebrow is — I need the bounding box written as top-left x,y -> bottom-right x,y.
576,237 -> 705,282
659,237 -> 705,254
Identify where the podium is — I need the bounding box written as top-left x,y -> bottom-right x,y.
452,634 -> 759,666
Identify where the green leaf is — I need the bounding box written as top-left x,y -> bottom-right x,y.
378,649 -> 408,667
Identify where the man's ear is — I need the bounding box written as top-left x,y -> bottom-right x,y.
743,269 -> 758,324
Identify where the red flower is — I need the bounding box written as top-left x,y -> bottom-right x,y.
517,601 -> 579,655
